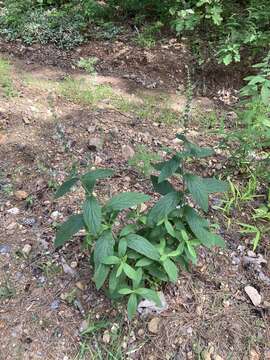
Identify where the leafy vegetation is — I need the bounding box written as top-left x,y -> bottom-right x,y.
54,132 -> 228,319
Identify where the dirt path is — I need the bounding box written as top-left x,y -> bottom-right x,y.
0,53 -> 269,360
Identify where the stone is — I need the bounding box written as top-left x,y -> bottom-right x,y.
22,244 -> 32,256
138,328 -> 145,336
14,190 -> 28,201
138,291 -> 168,316
50,299 -> 60,310
75,281 -> 86,291
201,350 -> 211,360
7,207 -> 20,215
250,349 -> 260,360
245,286 -> 262,306
0,244 -> 11,254
70,261 -> 78,269
122,144 -> 135,160
79,320 -> 89,333
0,133 -> 7,145
147,317 -> 160,334
88,137 -> 103,151
102,330 -> 111,344
215,355 -> 224,360
51,211 -> 61,220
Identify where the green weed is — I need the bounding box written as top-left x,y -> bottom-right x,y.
77,57 -> 99,75
128,145 -> 161,177
0,58 -> 16,97
60,77 -> 114,106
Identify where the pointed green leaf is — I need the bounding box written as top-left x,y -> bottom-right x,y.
118,288 -> 134,295
123,263 -> 138,281
93,264 -> 110,290
81,169 -> 114,193
151,175 -> 175,195
94,231 -> 115,268
135,258 -> 153,267
127,234 -> 160,261
118,237 -> 127,257
127,293 -> 138,320
109,266 -> 119,293
54,214 -> 84,247
163,258 -> 178,283
106,192 -> 150,211
83,196 -> 102,236
165,219 -> 176,238
203,178 -> 229,193
133,268 -> 143,288
185,206 -> 225,248
135,288 -> 162,307
158,156 -> 180,183
185,174 -> 209,211
55,177 -> 79,199
102,256 -> 120,265
148,191 -> 183,226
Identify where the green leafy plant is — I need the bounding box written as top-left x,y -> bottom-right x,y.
77,57 -> 99,74
54,130 -> 228,319
128,145 -> 161,177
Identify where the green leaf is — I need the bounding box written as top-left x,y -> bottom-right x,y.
83,196 -> 102,236
54,214 -> 84,247
127,234 -> 160,261
127,293 -> 138,320
123,263 -> 138,281
176,134 -> 213,158
135,288 -> 162,307
186,242 -> 197,264
81,169 -> 114,193
116,263 -> 124,278
102,256 -> 120,265
120,224 -> 137,237
185,206 -> 225,248
94,231 -> 115,268
163,258 -> 178,283
147,265 -> 168,281
261,84 -> 270,105
203,178 -> 229,193
165,219 -> 176,238
133,268 -> 143,288
118,288 -> 134,295
106,192 -> 150,211
109,267 -> 119,293
223,54 -> 232,66
148,191 -> 182,226
93,264 -> 110,290
55,177 -> 78,199
135,258 -> 153,267
151,175 -> 175,195
118,237 -> 127,257
158,156 -> 180,183
185,174 -> 209,211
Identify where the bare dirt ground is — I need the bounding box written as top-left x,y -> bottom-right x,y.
0,45 -> 269,360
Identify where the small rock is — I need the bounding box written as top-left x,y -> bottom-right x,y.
75,281 -> 86,291
245,286 -> 262,306
88,137 -> 103,151
14,190 -> 28,201
102,330 -> 111,344
51,211 -> 61,220
138,291 -> 167,316
201,350 -> 211,360
215,355 -> 224,360
79,320 -> 89,333
250,349 -> 260,360
51,299 -> 60,310
22,244 -> 32,256
7,207 -> 20,215
61,258 -> 76,276
0,244 -> 11,254
138,328 -> 145,336
148,317 -> 160,334
122,144 -> 135,160
22,218 -> 36,226
70,261 -> 78,269
0,133 -> 7,145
